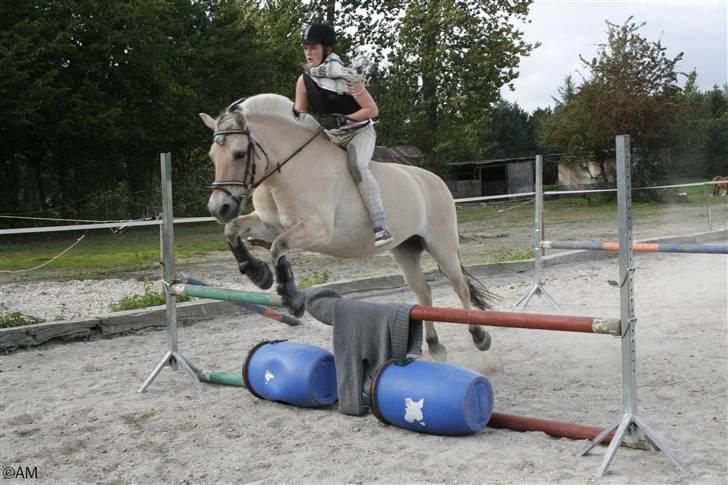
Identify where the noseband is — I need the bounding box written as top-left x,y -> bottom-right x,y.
209,123 -> 324,201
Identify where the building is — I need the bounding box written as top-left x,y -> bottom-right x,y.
557,159 -> 616,189
447,157 -> 535,199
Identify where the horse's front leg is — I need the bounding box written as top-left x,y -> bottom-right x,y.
224,213 -> 281,290
270,219 -> 332,317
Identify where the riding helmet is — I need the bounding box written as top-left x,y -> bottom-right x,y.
301,23 -> 336,45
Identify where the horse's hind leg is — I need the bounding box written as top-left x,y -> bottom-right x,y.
390,244 -> 447,361
425,241 -> 492,351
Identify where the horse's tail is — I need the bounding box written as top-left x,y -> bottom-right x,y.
461,265 -> 499,310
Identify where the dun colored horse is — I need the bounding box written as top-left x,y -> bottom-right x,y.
712,176 -> 728,196
200,94 -> 495,360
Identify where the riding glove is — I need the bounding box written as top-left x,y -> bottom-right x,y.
317,114 -> 350,130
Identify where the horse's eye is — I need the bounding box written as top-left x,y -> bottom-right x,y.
233,150 -> 246,160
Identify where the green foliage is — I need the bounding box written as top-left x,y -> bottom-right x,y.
334,0 -> 538,172
702,85 -> 728,177
491,249 -> 533,263
483,100 -> 534,159
298,270 -> 331,289
5,0 -> 720,220
108,278 -> 190,312
0,304 -> 46,328
0,222 -> 226,278
0,0 -> 307,223
543,17 -> 687,186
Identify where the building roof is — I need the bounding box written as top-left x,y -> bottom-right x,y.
372,145 -> 424,165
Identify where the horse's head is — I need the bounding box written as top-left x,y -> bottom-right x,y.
200,100 -> 268,223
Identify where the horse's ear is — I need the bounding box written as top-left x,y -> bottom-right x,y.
233,110 -> 245,127
199,113 -> 217,131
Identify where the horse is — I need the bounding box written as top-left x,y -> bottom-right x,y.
199,93 -> 495,360
712,176 -> 728,196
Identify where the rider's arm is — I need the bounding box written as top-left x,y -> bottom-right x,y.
294,75 -> 309,112
347,80 -> 378,121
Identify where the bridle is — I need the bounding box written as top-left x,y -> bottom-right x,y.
209,121 -> 324,202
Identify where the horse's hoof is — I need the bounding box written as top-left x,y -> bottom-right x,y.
473,331 -> 492,351
428,342 -> 448,362
283,291 -> 306,318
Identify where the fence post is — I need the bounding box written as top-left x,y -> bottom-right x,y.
581,135 -> 692,477
515,155 -> 559,310
139,153 -> 202,393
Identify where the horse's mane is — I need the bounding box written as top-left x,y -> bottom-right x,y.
216,94 -> 321,134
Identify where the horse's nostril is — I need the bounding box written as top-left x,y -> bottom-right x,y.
220,203 -> 231,218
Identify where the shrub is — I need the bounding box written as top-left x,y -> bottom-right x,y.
0,304 -> 46,328
299,270 -> 331,289
109,279 -> 190,312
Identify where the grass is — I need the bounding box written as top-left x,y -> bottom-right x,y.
108,279 -> 191,312
1,221 -> 226,279
2,193 -> 726,280
0,304 -> 46,328
298,270 -> 331,289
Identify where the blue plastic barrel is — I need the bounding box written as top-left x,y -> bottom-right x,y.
371,359 -> 494,435
243,340 -> 337,408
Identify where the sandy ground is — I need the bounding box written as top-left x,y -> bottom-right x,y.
1,251 -> 726,484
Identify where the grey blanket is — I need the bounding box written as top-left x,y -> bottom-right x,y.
306,288 -> 423,416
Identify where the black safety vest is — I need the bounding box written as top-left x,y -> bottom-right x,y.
303,73 -> 361,116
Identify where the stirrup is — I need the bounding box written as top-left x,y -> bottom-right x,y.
374,228 -> 394,247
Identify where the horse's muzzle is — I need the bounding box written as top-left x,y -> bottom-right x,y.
208,189 -> 244,223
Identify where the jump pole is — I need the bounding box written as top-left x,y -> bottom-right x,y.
541,240 -> 728,254
410,306 -> 620,334
169,282 -> 284,307
166,282 -> 620,335
179,276 -> 300,326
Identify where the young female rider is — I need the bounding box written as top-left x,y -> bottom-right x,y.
293,22 -> 393,247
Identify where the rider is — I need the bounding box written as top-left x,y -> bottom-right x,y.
294,22 -> 394,247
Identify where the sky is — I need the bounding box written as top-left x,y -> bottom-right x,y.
500,0 -> 728,113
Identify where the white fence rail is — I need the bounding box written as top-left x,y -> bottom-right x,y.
1,180 -> 724,237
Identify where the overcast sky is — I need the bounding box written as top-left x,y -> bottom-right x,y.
500,0 -> 728,113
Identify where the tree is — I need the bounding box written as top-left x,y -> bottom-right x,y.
483,100 -> 530,159
702,85 -> 728,177
0,0 -> 308,221
544,17 -> 686,187
336,0 -> 538,173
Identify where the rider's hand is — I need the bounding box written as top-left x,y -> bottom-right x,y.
347,80 -> 365,96
319,114 -> 350,130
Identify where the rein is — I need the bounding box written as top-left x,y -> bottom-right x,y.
210,125 -> 324,195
